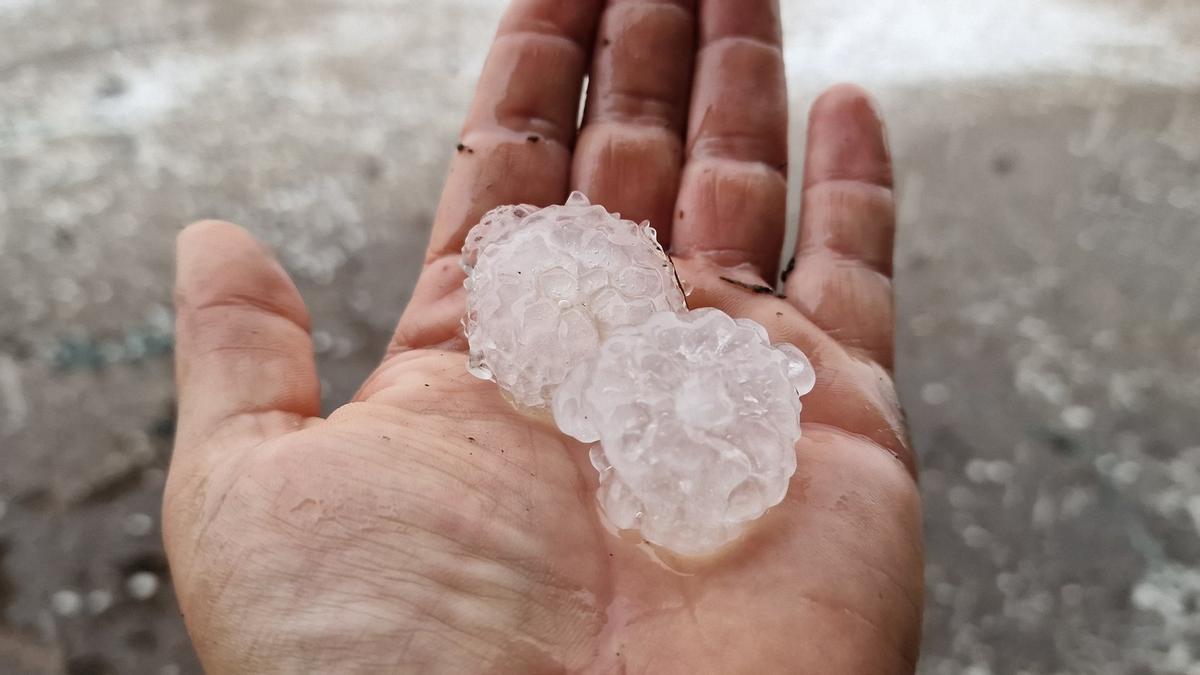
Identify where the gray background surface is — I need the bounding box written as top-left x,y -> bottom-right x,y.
1,0 -> 1199,673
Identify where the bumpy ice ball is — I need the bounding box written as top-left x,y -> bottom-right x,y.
463,192 -> 686,409
552,308 -> 816,556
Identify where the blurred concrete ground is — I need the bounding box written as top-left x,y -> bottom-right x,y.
1,0 -> 1198,673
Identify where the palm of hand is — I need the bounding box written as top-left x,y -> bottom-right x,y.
164,2 -> 922,673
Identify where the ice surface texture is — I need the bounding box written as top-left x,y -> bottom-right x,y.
552,309 -> 815,556
463,192 -> 686,409
463,194 -> 816,556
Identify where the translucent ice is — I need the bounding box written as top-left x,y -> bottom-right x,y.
462,192 -> 686,408
462,194 -> 816,556
552,309 -> 816,556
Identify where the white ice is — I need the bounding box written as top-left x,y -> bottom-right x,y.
553,309 -> 814,556
462,192 -> 686,409
463,195 -> 816,556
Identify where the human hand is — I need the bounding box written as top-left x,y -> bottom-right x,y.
163,1 -> 921,672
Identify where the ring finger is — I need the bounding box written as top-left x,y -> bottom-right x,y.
392,0 -> 605,352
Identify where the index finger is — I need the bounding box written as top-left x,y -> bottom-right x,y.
393,1 -> 603,352
425,0 -> 603,259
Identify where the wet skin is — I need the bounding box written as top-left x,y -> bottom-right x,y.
164,1 -> 922,672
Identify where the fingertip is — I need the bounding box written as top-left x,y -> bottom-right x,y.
811,83 -> 878,117
178,217 -> 243,240
174,219 -> 310,331
804,83 -> 892,189
176,219 -> 269,268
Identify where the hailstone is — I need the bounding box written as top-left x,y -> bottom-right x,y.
462,192 -> 686,408
551,308 -> 815,556
462,194 -> 818,557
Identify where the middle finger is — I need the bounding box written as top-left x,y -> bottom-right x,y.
570,0 -> 698,240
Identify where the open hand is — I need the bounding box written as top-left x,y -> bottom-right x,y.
164,1 -> 922,672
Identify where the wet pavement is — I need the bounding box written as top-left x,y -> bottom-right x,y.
1,1 -> 1199,673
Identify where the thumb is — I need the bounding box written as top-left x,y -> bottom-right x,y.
172,220 -> 320,461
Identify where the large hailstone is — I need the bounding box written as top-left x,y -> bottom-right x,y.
462,192 -> 686,408
552,309 -> 816,556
